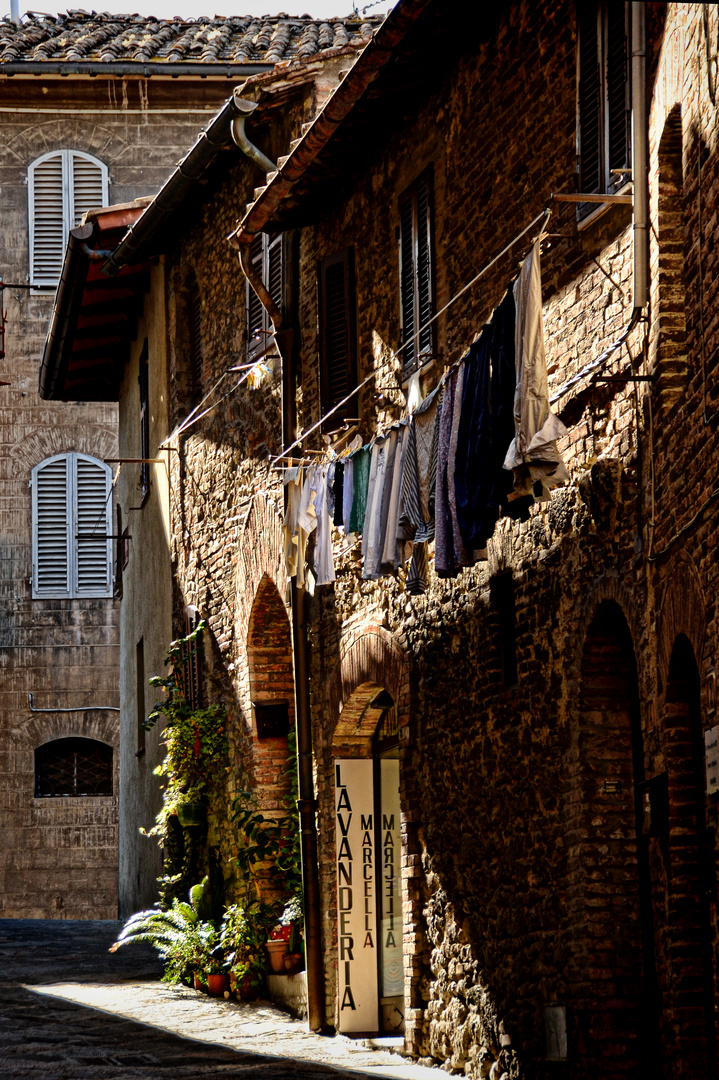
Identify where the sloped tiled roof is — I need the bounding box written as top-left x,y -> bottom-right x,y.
0,11 -> 382,66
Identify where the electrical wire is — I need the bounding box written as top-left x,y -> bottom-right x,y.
270,207 -> 551,468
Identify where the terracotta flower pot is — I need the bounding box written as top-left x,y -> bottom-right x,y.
193,972 -> 208,993
207,973 -> 230,997
266,938 -> 288,974
283,952 -> 304,976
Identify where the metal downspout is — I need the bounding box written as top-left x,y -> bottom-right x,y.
631,1 -> 648,313
230,92 -> 277,174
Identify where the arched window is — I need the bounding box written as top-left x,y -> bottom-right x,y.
28,150 -> 108,287
35,737 -> 113,797
31,452 -> 112,599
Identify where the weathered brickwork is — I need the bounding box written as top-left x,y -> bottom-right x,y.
103,2 -> 719,1076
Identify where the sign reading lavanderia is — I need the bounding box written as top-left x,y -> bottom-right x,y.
335,759 -> 379,1033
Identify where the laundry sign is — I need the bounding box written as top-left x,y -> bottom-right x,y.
334,759 -> 379,1033
706,726 -> 719,796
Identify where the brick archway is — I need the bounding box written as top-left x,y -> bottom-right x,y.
657,554 -> 706,694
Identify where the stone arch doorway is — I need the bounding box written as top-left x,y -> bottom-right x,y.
655,634 -> 716,1077
245,574 -> 295,901
332,680 -> 404,1038
568,599 -> 660,1076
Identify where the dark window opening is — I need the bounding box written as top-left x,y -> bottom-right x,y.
577,0 -> 631,221
491,574 -> 518,687
139,341 -> 150,503
399,168 -> 435,380
254,701 -> 290,740
35,737 -> 113,797
318,247 -> 357,427
180,605 -> 203,710
246,233 -> 284,362
188,286 -> 203,401
136,636 -> 146,757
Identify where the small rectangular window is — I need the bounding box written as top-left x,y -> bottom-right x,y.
491,573 -> 518,688
577,0 -> 630,221
318,247 -> 357,426
399,167 -> 435,381
139,341 -> 150,504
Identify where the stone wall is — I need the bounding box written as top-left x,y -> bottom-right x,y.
112,2 -> 719,1076
0,73 -> 232,918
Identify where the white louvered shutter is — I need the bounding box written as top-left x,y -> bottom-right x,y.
73,455 -> 112,597
32,455 -> 70,597
70,152 -> 107,226
32,453 -> 112,599
29,150 -> 108,288
29,153 -> 65,288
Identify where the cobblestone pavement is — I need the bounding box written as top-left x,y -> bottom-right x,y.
0,920 -> 443,1080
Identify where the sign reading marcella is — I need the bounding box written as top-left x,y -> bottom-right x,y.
379,758 -> 403,999
335,759 -> 379,1033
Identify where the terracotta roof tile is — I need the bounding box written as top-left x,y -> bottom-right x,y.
0,11 -> 383,67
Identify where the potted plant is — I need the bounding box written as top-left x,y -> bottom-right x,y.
220,901 -> 275,999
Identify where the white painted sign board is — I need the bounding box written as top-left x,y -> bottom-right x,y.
379,758 -> 403,997
335,759 -> 379,1033
706,726 -> 719,795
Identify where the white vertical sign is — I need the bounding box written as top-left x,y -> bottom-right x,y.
335,759 -> 378,1034
706,726 -> 719,795
379,758 -> 403,997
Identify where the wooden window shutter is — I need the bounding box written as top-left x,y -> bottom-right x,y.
29,153 -> 65,288
605,0 -> 630,187
32,454 -> 70,597
246,235 -> 265,359
399,194 -> 416,372
577,0 -> 630,221
319,247 -> 357,421
268,234 -> 283,311
577,0 -> 602,196
74,453 -> 112,597
399,168 -> 435,380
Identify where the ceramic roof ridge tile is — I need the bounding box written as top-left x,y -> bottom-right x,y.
0,10 -> 385,66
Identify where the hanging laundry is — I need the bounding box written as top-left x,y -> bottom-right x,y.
332,461 -> 344,527
503,239 -> 568,499
342,456 -> 354,535
283,466 -> 303,579
454,329 -> 495,550
435,364 -> 461,577
349,445 -> 371,534
398,383 -> 441,593
380,422 -> 408,572
308,464 -> 336,586
362,435 -> 390,580
296,465 -> 318,592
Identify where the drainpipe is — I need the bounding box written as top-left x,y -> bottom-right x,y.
631,1 -> 648,313
10,0 -> 19,24
230,92 -> 277,175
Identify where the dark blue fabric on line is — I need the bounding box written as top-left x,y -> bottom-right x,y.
454,328 -> 494,550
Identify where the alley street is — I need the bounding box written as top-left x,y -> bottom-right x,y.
0,920 -> 440,1080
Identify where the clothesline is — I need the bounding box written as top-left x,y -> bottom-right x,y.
269,207 -> 551,468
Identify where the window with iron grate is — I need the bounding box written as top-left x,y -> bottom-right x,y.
576,0 -> 630,222
318,247 -> 357,426
399,168 -> 435,382
31,451 -> 112,599
246,233 -> 284,361
35,737 -> 113,797
180,605 -> 204,710
28,150 -> 108,288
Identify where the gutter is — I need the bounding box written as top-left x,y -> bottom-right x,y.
102,92 -> 248,276
0,61 -> 273,78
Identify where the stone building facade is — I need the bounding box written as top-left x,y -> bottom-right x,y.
41,1 -> 719,1076
0,10 -> 369,919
